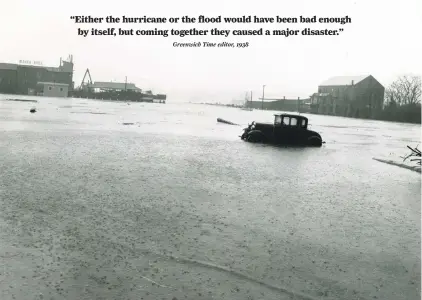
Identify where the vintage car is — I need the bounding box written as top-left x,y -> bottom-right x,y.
240,113 -> 324,147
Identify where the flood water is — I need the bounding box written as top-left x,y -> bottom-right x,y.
0,95 -> 421,300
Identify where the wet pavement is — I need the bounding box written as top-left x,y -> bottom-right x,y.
0,96 -> 420,300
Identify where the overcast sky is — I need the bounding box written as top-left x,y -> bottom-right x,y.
1,0 -> 421,103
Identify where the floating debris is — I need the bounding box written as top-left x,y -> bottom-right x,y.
29,107 -> 36,113
217,118 -> 239,125
402,145 -> 421,166
373,158 -> 421,173
60,105 -> 92,108
3,98 -> 38,103
70,111 -> 110,115
122,122 -> 135,125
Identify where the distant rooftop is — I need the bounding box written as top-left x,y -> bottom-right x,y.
258,97 -> 310,102
90,81 -> 141,91
37,82 -> 69,86
0,62 -> 70,73
319,75 -> 369,86
0,63 -> 18,70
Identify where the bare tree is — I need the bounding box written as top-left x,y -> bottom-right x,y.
385,75 -> 421,106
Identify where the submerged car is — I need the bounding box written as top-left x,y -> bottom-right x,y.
240,113 -> 324,147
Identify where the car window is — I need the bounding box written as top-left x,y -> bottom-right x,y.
290,117 -> 297,126
282,117 -> 290,125
275,115 -> 282,125
301,119 -> 306,127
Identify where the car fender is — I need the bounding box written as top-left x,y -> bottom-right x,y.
247,130 -> 267,143
307,135 -> 323,147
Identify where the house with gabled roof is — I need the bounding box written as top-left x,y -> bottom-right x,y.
310,75 -> 385,118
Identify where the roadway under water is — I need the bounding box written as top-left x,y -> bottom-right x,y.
0,95 -> 420,300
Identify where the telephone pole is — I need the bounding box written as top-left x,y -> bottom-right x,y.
261,85 -> 266,110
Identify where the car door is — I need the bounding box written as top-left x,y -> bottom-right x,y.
273,116 -> 290,144
287,117 -> 301,144
273,116 -> 299,145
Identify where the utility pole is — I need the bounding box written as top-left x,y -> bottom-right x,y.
124,76 -> 127,91
250,91 -> 252,107
261,85 -> 266,110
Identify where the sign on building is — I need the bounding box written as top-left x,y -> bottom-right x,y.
19,60 -> 43,66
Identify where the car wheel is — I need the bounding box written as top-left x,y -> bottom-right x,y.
308,136 -> 322,147
247,134 -> 261,143
247,135 -> 255,142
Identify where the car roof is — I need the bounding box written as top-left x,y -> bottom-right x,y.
274,113 -> 308,120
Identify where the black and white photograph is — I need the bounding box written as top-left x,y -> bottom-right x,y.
0,0 -> 421,299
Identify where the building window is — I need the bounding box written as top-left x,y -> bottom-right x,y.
48,86 -> 52,91
60,87 -> 63,92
